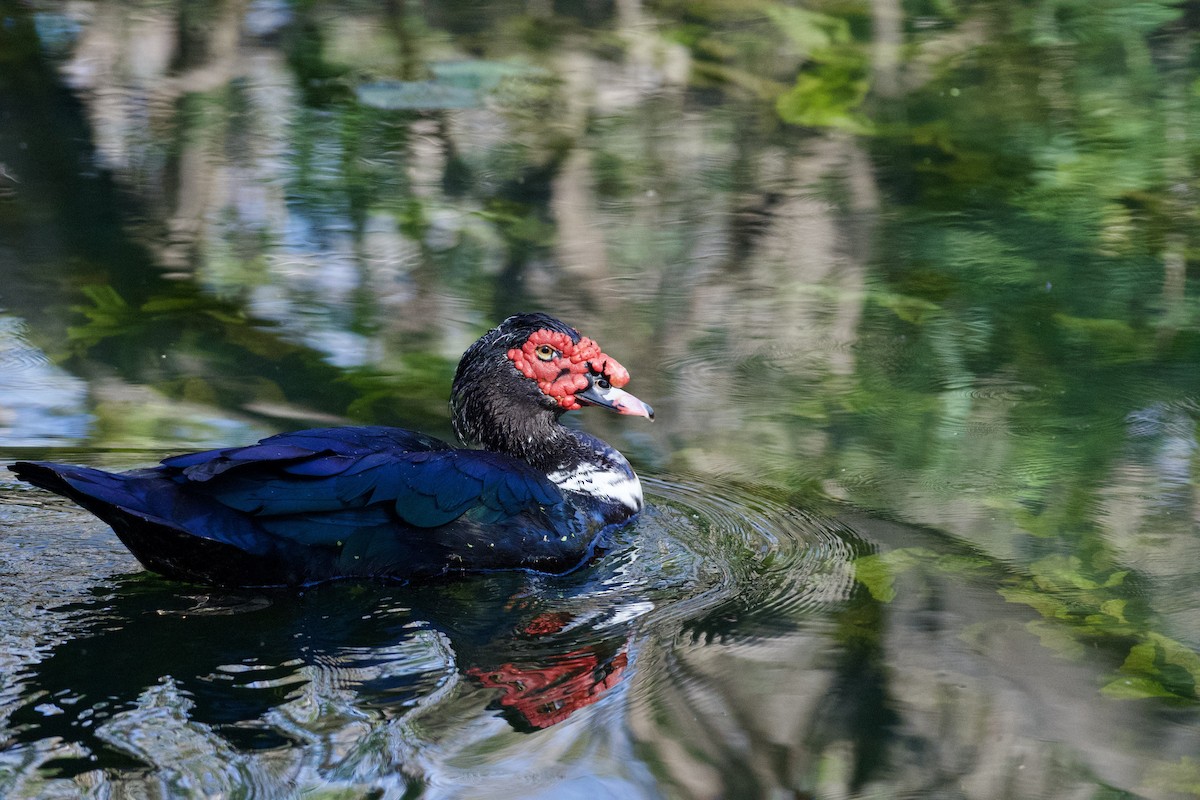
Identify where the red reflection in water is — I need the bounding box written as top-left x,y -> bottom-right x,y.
469,612 -> 630,730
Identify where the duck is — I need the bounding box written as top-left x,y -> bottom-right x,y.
8,313 -> 654,587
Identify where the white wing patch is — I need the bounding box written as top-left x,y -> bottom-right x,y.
548,463 -> 643,511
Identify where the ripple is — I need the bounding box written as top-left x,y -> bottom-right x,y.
0,317 -> 53,378
564,475 -> 864,645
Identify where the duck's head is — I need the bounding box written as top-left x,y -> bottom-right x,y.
451,313 -> 653,450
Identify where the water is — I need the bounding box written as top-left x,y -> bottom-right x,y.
0,479 -> 858,797
3,1 -> 1200,797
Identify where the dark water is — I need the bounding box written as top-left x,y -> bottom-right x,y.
3,1 -> 1200,797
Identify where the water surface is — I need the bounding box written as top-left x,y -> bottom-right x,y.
3,1 -> 1200,797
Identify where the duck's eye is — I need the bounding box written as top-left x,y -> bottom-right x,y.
596,377 -> 611,390
535,344 -> 556,361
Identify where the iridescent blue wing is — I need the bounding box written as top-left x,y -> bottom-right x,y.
162,427 -> 565,542
161,426 -> 450,480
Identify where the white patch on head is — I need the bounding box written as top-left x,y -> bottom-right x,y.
547,463 -> 643,511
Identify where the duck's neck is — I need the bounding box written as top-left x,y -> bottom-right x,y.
471,408 -> 580,473
458,408 -> 643,513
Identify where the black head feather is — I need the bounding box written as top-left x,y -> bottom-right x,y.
465,313 -> 580,355
450,314 -> 580,453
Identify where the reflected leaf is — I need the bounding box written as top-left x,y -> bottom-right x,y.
765,3 -> 871,132
68,286 -> 255,352
67,285 -> 138,348
1102,571 -> 1129,588
852,553 -> 897,602
998,586 -> 1070,620
1097,598 -> 1127,623
1030,554 -> 1101,592
1100,675 -> 1179,700
853,547 -> 991,603
1147,633 -> 1200,687
1142,756 -> 1200,797
765,5 -> 850,55
1104,634 -> 1200,701
1026,619 -> 1086,660
1053,313 -> 1154,364
776,68 -> 872,133
869,291 -> 940,325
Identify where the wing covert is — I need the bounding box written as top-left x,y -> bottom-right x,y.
165,431 -> 566,531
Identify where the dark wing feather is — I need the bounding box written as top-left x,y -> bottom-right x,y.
161,426 -> 451,481
162,426 -> 566,535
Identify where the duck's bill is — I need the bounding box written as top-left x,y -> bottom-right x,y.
576,381 -> 655,420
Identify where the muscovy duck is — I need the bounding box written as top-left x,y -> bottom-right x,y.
8,313 -> 653,587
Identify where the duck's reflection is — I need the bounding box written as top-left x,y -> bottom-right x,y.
470,607 -> 630,731
6,572 -> 637,774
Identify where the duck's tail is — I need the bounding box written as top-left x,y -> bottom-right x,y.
10,461 -> 146,516
8,461 -> 291,586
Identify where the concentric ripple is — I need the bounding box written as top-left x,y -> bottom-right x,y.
562,474 -> 866,643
